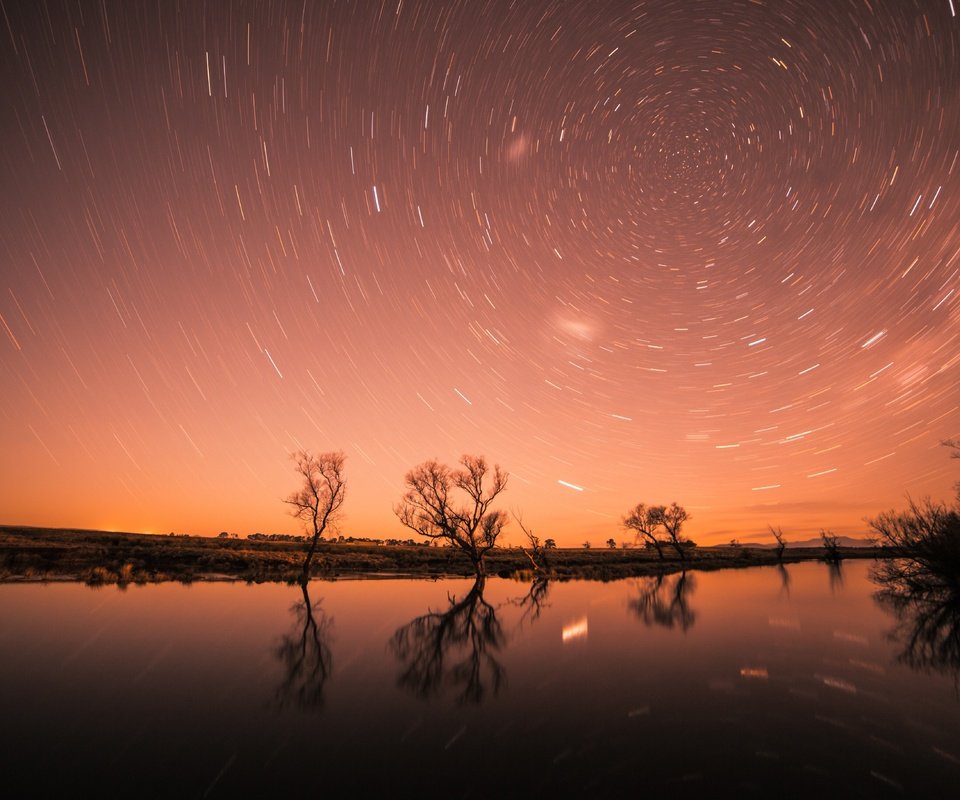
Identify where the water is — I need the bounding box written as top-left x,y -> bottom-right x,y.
1,560 -> 958,797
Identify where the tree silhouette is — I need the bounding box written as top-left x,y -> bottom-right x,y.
624,502 -> 693,559
390,577 -> 506,704
660,503 -> 691,560
394,455 -> 508,576
274,582 -> 334,710
623,503 -> 666,559
284,450 -> 346,581
870,496 -> 960,570
769,525 -> 787,562
870,442 -> 960,683
820,528 -> 841,563
514,512 -> 549,573
873,556 -> 960,685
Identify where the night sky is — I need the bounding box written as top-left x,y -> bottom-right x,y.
2,0 -> 958,545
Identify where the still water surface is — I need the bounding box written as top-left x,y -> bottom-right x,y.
1,560 -> 958,797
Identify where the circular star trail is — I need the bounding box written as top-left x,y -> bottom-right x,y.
1,0 -> 958,544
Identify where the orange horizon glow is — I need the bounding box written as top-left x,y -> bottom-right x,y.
1,2 -> 958,548
2,449 -> 955,547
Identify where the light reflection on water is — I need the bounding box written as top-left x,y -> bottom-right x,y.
1,560 -> 958,796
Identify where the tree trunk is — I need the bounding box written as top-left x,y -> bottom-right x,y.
472,551 -> 486,578
302,534 -> 320,581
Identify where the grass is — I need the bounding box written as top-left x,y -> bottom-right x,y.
0,525 -> 884,585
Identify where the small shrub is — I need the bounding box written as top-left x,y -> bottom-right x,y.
820,529 -> 841,562
85,566 -> 117,585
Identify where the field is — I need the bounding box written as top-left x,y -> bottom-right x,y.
0,525 -> 882,584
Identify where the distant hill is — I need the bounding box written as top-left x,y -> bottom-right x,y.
726,535 -> 874,549
787,535 -> 873,548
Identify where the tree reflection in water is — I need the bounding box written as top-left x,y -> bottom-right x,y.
873,557 -> 960,684
513,575 -> 551,629
777,562 -> 791,597
628,570 -> 696,632
390,576 -> 552,704
274,581 -> 334,710
827,559 -> 844,593
390,576 -> 506,704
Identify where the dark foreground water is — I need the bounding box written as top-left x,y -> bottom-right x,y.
1,560 -> 958,798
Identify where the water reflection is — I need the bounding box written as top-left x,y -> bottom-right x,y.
827,559 -> 844,593
5,563 -> 960,796
274,581 -> 334,710
777,562 -> 791,597
390,576 -> 506,704
628,570 -> 696,632
513,574 -> 551,628
873,558 -> 960,683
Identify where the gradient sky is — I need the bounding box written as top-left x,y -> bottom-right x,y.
1,0 -> 958,546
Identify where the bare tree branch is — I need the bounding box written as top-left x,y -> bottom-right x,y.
513,510 -> 548,572
394,455 -> 508,576
623,503 -> 666,560
660,502 -> 691,560
284,450 -> 346,580
820,528 -> 841,563
769,525 -> 786,562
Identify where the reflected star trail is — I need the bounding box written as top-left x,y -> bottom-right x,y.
1,0 -> 958,544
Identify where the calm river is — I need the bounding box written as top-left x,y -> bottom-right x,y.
1,560 -> 958,797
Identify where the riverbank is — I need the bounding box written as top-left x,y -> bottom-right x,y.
0,525 -> 883,584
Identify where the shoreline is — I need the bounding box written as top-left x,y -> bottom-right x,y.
1,524 -> 883,585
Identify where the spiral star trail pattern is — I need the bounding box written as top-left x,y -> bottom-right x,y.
1,0 -> 958,545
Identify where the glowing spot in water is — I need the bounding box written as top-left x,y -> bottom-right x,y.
739,667 -> 769,680
562,617 -> 588,643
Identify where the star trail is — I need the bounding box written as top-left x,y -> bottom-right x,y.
1,0 -> 958,545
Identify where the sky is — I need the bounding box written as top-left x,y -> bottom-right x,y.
1,0 -> 958,546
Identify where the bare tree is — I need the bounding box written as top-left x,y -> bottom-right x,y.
394,455 -> 508,576
514,511 -> 548,573
873,530 -> 960,684
769,525 -> 786,562
284,450 -> 346,581
623,503 -> 667,559
869,443 -> 960,567
870,497 -> 960,570
820,528 -> 841,563
660,502 -> 692,560
867,443 -> 960,682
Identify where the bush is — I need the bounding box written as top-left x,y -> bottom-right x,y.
870,498 -> 960,576
85,566 -> 117,585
